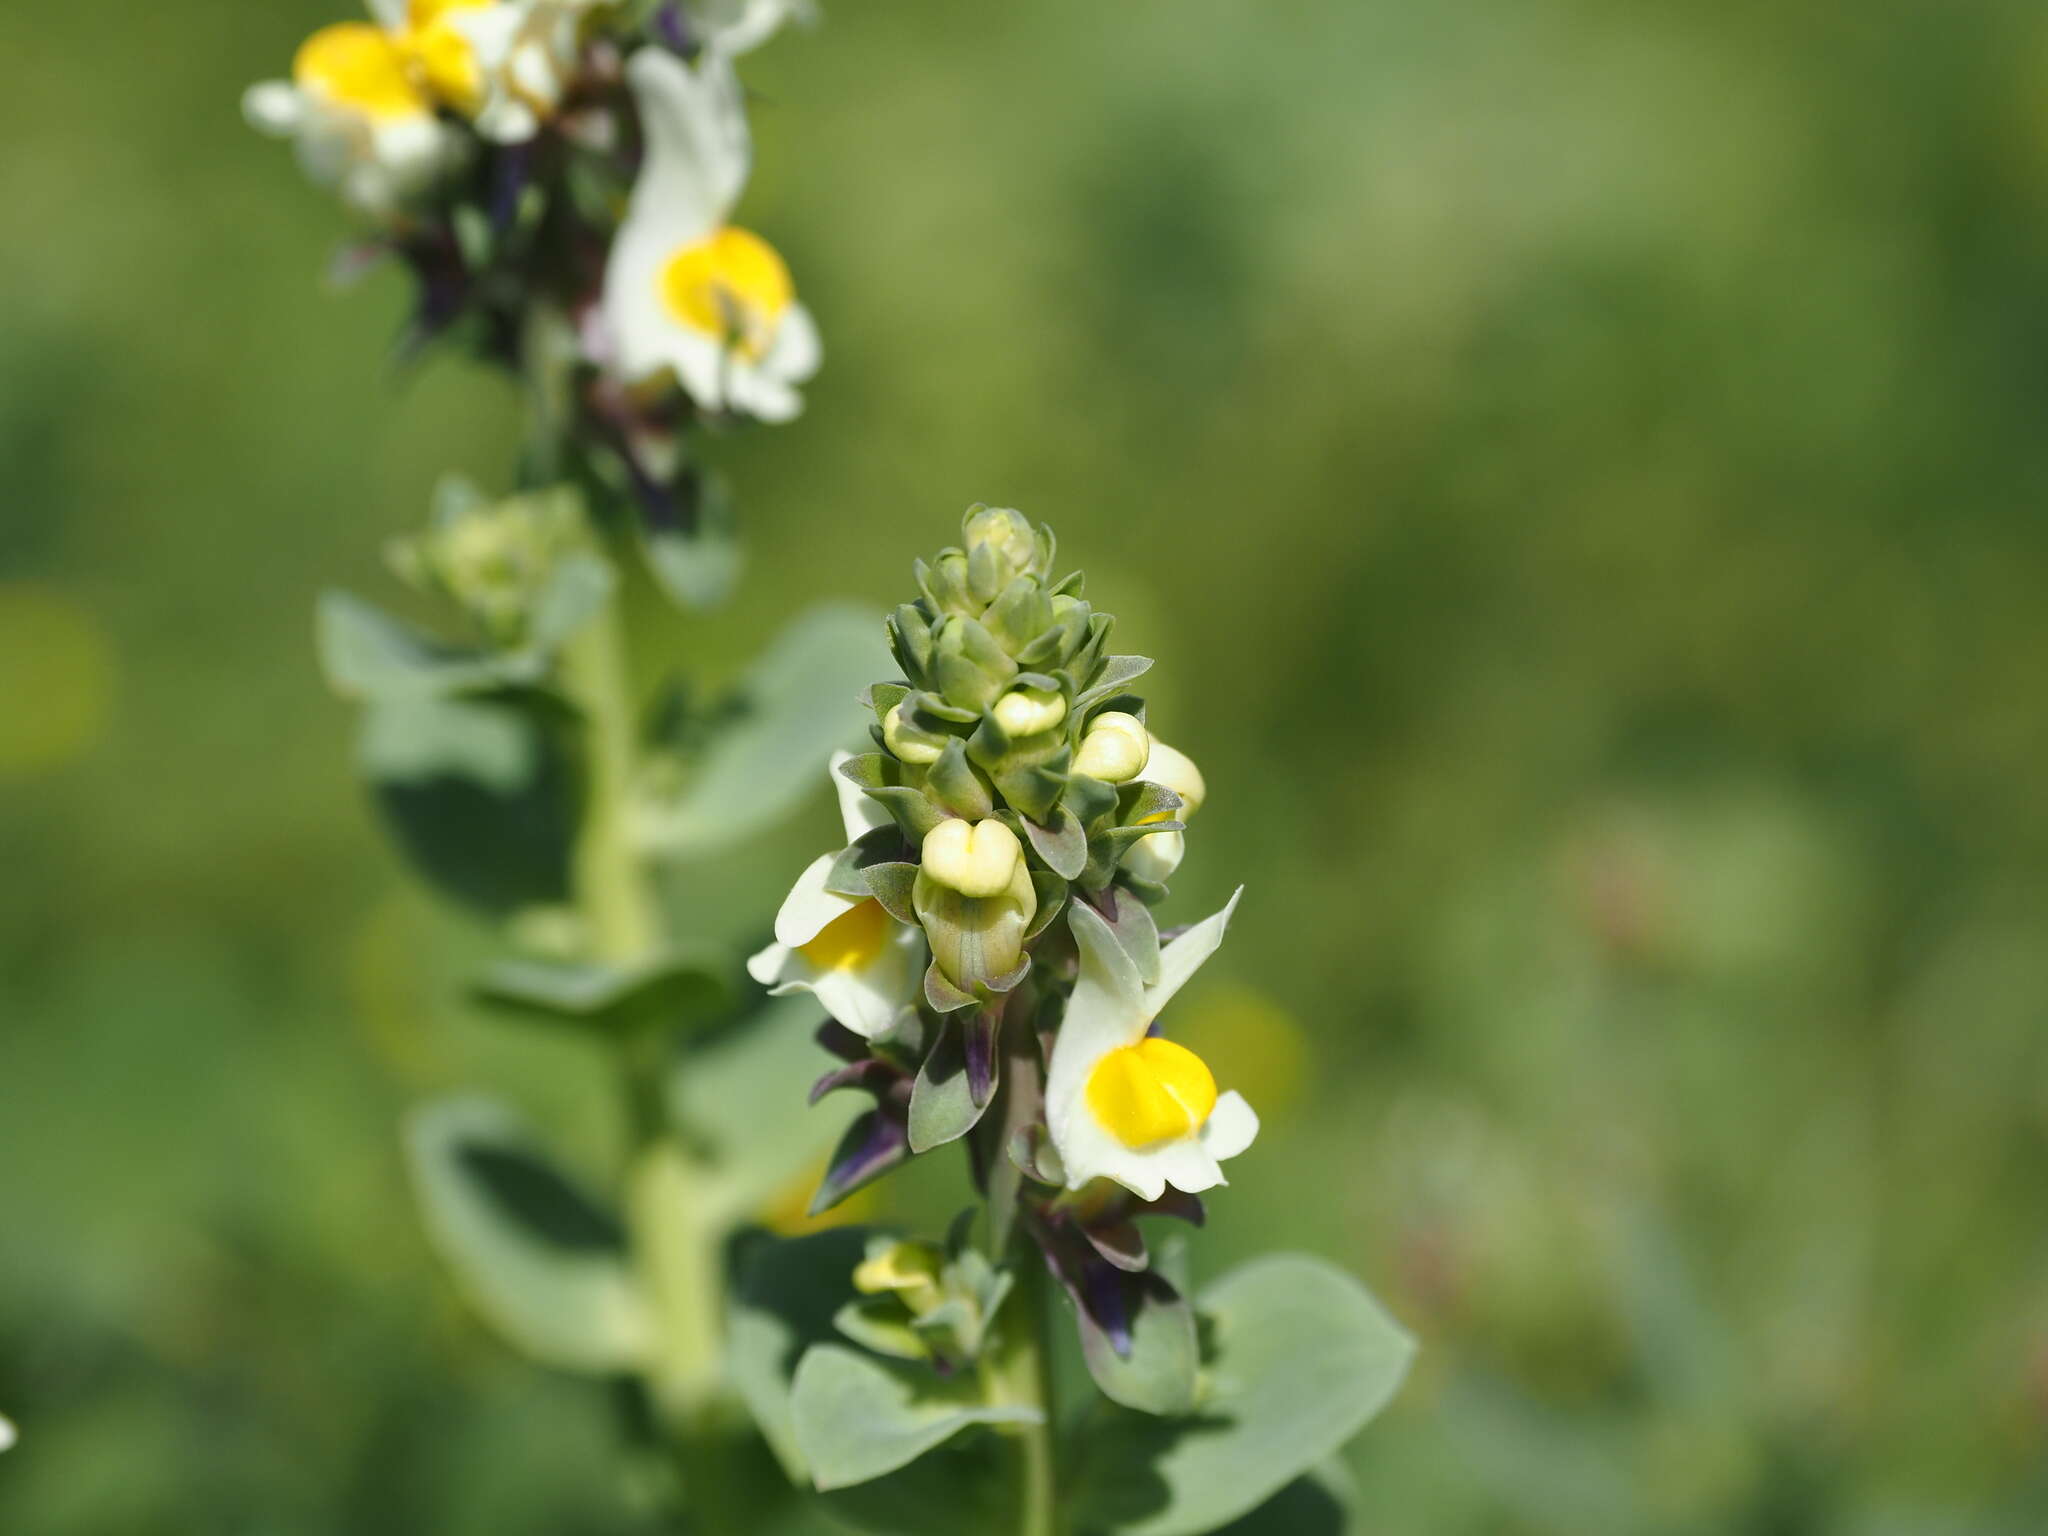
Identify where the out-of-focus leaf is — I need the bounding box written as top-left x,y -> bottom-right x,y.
318,590 -> 518,698
634,605 -> 888,860
360,690 -> 580,916
668,991 -> 853,1221
404,1096 -> 653,1375
789,1343 -> 1041,1490
1071,1254 -> 1414,1536
727,1228 -> 872,1481
472,951 -> 732,1033
638,464 -> 744,610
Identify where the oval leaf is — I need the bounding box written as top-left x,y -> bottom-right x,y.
1070,1254 -> 1414,1536
790,1344 -> 1041,1491
404,1096 -> 653,1374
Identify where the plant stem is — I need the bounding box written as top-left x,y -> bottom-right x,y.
557,507 -> 735,1532
985,1240 -> 1061,1536
560,589 -> 661,967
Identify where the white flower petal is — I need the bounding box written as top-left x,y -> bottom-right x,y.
1144,887 -> 1242,1019
366,0 -> 409,30
763,301 -> 822,383
830,749 -> 891,840
625,47 -> 749,243
746,939 -> 792,985
772,853 -> 858,947
1201,1090 -> 1259,1162
242,81 -> 304,136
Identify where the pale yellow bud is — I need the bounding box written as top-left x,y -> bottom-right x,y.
963,506 -> 1036,572
921,817 -> 1023,899
883,703 -> 947,765
1073,711 -> 1150,783
1140,738 -> 1205,819
991,685 -> 1067,738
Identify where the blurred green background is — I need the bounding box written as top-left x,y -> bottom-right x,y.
7,0 -> 2048,1530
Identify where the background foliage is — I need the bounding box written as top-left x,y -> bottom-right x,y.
6,0 -> 2048,1530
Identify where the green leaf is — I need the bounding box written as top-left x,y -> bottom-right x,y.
404,1096 -> 652,1374
360,690 -> 580,916
1208,1461 -> 1357,1536
1070,1254 -> 1414,1536
638,464 -> 744,610
789,1344 -> 1041,1491
668,992 -> 854,1221
472,951 -> 732,1033
318,590 -> 517,698
636,605 -> 889,860
727,1228 -> 872,1482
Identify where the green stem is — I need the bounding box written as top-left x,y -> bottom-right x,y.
560,591 -> 661,967
985,1241 -> 1061,1536
557,525 -> 736,1532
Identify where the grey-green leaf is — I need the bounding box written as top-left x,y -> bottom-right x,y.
727,1228 -> 872,1482
789,1344 -> 1041,1491
1070,1254 -> 1414,1536
473,951 -> 731,1032
404,1096 -> 652,1374
635,605 -> 889,860
318,590 -> 514,698
668,992 -> 854,1222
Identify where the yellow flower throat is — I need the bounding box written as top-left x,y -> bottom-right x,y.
661,228 -> 795,359
798,899 -> 891,972
1086,1037 -> 1218,1149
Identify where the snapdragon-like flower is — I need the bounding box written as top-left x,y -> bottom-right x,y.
1044,894 -> 1258,1201
602,48 -> 821,421
749,753 -> 924,1039
243,0 -> 600,215
244,16 -> 459,217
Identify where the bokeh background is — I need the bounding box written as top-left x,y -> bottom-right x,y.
7,0 -> 2048,1530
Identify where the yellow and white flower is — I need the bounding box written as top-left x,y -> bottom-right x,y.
243,1 -> 593,213
243,17 -> 459,216
1045,892 -> 1257,1201
1123,736 -> 1205,885
382,0 -> 601,145
602,48 -> 821,421
748,753 -> 922,1038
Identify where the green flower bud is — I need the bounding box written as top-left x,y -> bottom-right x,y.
1074,711 -> 1150,783
921,817 -> 1022,897
884,702 -> 949,765
918,550 -> 980,620
932,616 -> 1018,711
914,854 -> 1037,993
964,505 -> 1036,571
992,685 -> 1067,739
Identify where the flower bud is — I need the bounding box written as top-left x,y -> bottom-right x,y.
1073,711 -> 1150,783
932,616 -> 1018,711
1140,738 -> 1205,818
853,1238 -> 944,1315
991,685 -> 1067,739
1122,826 -> 1185,885
914,853 -> 1037,994
883,703 -> 948,765
963,506 -> 1040,588
920,817 -> 1021,898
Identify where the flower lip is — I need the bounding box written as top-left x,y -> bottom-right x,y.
659,226 -> 794,359
1074,711 -> 1150,782
295,23 -> 432,119
920,817 -> 1022,899
1085,1037 -> 1219,1148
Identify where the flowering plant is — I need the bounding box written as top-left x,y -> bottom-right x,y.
245,4 -> 1411,1531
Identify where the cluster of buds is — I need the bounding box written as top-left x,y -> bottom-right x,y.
245,0 -> 821,600
386,478 -> 586,645
832,1224 -> 1016,1374
753,509 -> 1256,1404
